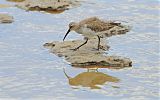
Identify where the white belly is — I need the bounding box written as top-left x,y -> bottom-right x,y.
76,27 -> 96,38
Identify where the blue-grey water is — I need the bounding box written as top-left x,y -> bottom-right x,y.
0,0 -> 159,100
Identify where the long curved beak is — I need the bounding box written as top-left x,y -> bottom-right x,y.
63,28 -> 70,41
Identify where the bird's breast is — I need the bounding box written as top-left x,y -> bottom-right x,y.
76,27 -> 96,38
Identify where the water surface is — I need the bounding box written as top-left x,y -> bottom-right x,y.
0,0 -> 159,100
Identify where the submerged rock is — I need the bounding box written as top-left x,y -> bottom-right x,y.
15,0 -> 80,13
0,14 -> 13,23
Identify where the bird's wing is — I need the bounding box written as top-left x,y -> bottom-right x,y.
79,17 -> 99,25
83,18 -> 119,32
79,17 -> 122,33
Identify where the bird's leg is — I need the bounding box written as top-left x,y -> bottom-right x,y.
97,35 -> 101,50
71,38 -> 88,51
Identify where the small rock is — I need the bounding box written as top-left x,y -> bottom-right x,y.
0,14 -> 13,23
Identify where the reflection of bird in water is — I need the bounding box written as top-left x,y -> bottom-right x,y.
63,17 -> 122,51
63,68 -> 119,89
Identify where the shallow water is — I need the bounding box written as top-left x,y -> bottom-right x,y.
0,0 -> 159,100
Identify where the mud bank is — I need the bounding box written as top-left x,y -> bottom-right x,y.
44,39 -> 132,68
0,13 -> 13,23
15,0 -> 80,13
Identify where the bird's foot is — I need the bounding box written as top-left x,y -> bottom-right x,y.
95,45 -> 108,51
99,45 -> 105,50
98,45 -> 109,51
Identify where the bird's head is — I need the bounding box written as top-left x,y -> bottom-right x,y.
63,22 -> 78,41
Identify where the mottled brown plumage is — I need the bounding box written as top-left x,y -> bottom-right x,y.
63,17 -> 124,51
79,17 -> 120,32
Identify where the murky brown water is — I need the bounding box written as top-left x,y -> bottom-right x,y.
0,0 -> 159,100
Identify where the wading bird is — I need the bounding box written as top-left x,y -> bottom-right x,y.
63,17 -> 121,51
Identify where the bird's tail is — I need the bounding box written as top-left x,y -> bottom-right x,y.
97,24 -> 131,38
